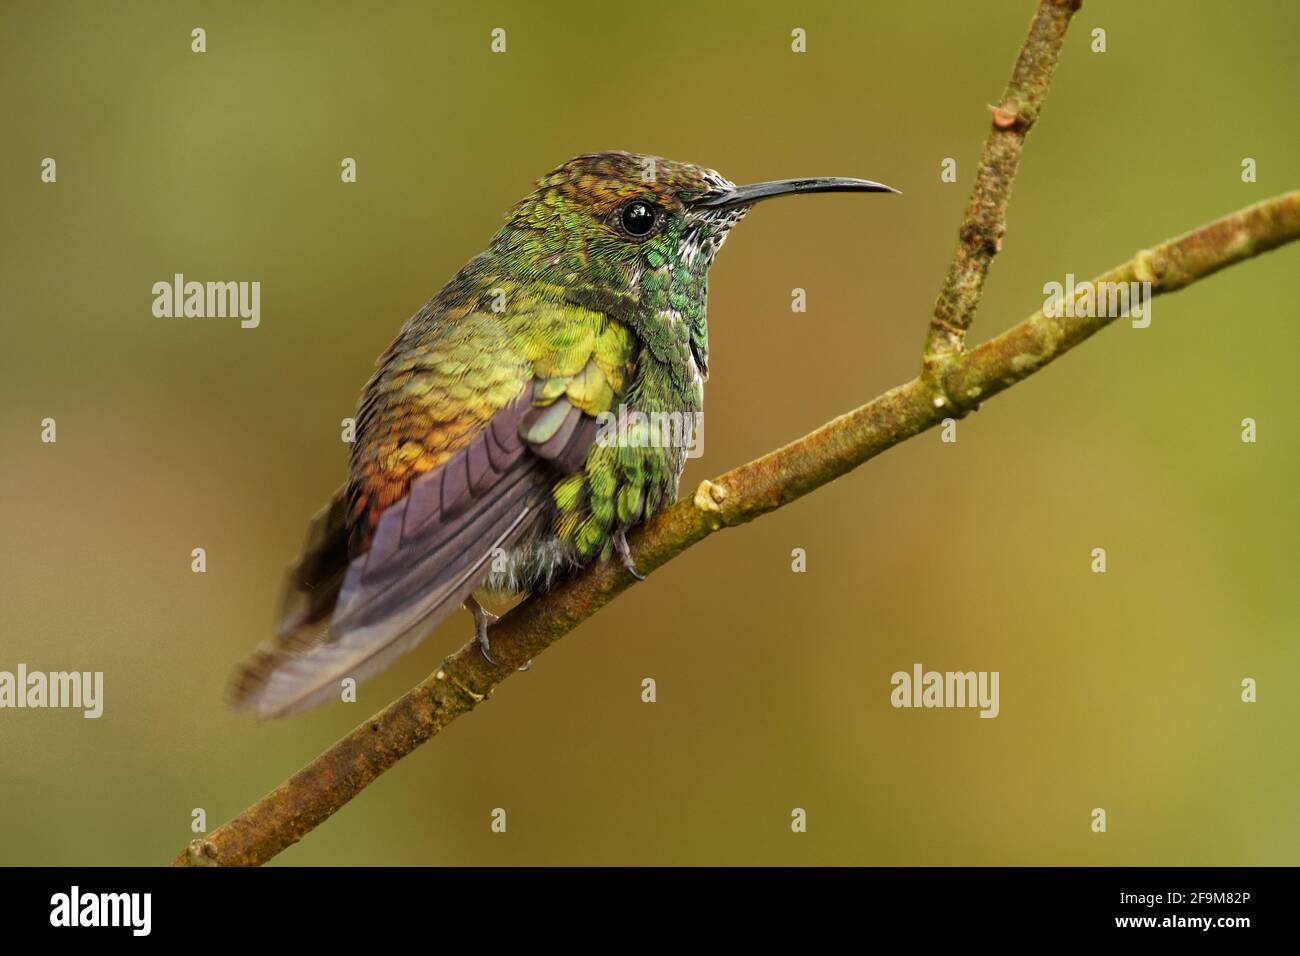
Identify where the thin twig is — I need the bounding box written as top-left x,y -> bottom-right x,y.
924,0 -> 1080,372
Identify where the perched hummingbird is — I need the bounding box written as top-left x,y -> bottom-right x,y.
233,151 -> 896,718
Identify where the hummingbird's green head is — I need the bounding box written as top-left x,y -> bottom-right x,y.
484,151 -> 895,382
491,151 -> 896,299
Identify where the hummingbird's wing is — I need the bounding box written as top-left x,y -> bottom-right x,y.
270,485 -> 351,643
232,299 -> 633,718
232,389 -> 596,718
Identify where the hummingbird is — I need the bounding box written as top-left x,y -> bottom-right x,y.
233,151 -> 896,718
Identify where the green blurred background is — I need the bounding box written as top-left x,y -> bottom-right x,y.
2,0 -> 1298,865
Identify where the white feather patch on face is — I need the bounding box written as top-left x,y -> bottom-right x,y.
679,206 -> 749,269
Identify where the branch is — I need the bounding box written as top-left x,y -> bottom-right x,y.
175,189 -> 1300,867
173,0 -> 1298,866
947,193 -> 1300,404
925,0 -> 1080,369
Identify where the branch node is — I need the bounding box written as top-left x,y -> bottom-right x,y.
693,479 -> 727,515
181,839 -> 219,867
1133,247 -> 1159,285
446,673 -> 486,704
992,99 -> 1039,133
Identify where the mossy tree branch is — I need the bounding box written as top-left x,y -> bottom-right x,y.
173,1 -> 1300,866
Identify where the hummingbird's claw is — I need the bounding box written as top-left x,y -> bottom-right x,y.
465,596 -> 530,671
465,596 -> 500,665
613,530 -> 645,581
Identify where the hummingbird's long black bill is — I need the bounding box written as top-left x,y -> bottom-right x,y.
691,176 -> 899,211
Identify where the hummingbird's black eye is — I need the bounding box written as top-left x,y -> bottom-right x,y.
618,199 -> 657,238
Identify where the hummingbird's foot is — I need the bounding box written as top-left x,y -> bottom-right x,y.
465,597 -> 530,671
613,530 -> 645,581
465,596 -> 500,665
